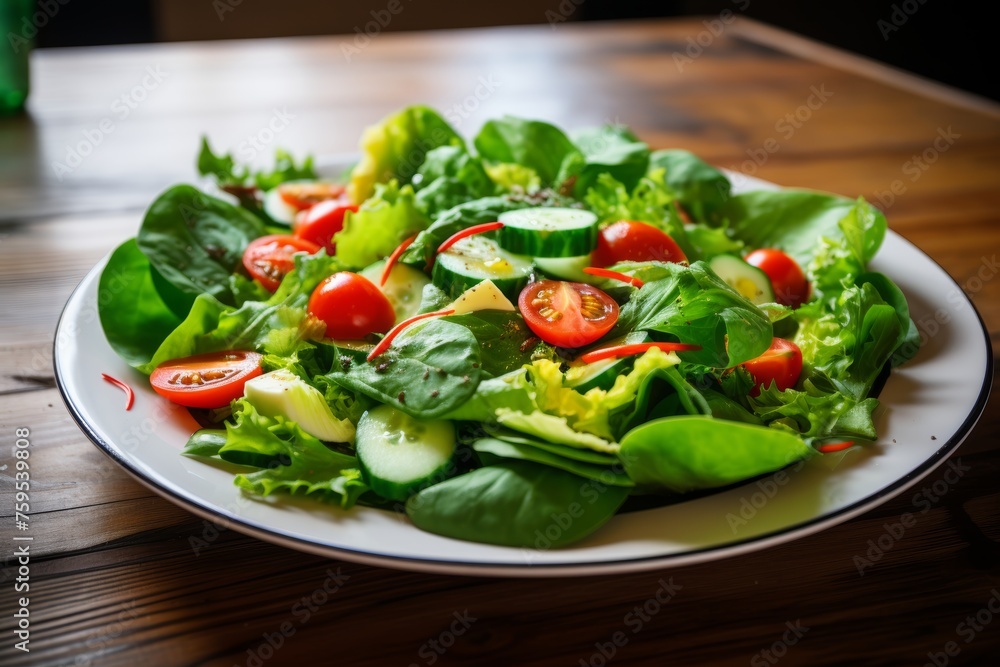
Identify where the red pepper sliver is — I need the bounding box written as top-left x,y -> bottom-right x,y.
582,266 -> 644,288
674,201 -> 692,224
367,309 -> 456,362
436,222 -> 504,255
380,233 -> 418,287
579,342 -> 701,364
817,441 -> 856,454
101,373 -> 135,411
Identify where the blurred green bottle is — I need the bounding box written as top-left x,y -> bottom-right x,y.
1,0 -> 35,114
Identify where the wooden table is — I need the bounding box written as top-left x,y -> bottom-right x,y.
2,17 -> 998,666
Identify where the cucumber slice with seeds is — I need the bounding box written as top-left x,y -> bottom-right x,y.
356,405 -> 457,502
360,260 -> 431,323
497,207 -> 598,258
432,234 -> 533,300
709,254 -> 775,305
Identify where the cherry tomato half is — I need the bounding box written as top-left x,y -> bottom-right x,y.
150,350 -> 263,409
277,182 -> 347,211
293,198 -> 359,255
741,338 -> 803,395
308,272 -> 396,340
744,248 -> 810,308
242,235 -> 321,293
518,280 -> 619,348
591,221 -> 687,268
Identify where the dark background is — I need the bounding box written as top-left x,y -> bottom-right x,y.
32,0 -> 996,102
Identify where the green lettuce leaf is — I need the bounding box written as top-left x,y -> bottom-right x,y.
333,180 -> 428,269
197,138 -> 316,191
649,149 -> 731,221
99,239 -> 185,368
571,125 -> 650,196
474,116 -> 582,186
413,145 -> 495,217
347,105 -> 463,203
612,261 -> 773,367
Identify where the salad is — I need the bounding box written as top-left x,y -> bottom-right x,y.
97,105 -> 918,549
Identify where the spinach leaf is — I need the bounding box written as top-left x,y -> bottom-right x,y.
443,310 -> 550,377
719,191 -> 884,269
137,185 -> 266,307
406,460 -> 628,548
413,145 -> 496,217
649,149 -> 731,221
99,239 -> 184,368
618,415 -> 814,493
474,116 -> 582,186
472,438 -> 634,487
182,429 -> 227,458
612,261 -> 773,367
327,318 -> 482,419
571,125 -> 650,196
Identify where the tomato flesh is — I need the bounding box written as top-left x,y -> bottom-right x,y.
243,235 -> 320,292
591,221 -> 687,267
293,198 -> 358,255
518,280 -> 619,348
741,338 -> 803,395
308,272 -> 397,340
744,248 -> 810,308
278,182 -> 346,211
150,350 -> 263,409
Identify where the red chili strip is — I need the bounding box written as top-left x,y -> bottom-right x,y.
367,309 -> 456,362
582,266 -> 645,288
436,222 -> 504,255
817,440 -> 856,454
579,342 -> 702,364
380,233 -> 418,287
101,373 -> 135,411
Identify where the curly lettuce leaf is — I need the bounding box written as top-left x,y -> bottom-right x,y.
197,137 -> 316,191
347,105 -> 463,203
571,125 -> 650,196
648,149 -> 731,221
333,180 -> 428,269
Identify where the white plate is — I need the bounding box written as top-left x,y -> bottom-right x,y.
54,172 -> 993,576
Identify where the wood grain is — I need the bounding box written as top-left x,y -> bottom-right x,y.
0,16 -> 998,667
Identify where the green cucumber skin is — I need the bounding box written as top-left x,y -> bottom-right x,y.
708,254 -> 775,305
355,406 -> 458,503
497,208 -> 598,258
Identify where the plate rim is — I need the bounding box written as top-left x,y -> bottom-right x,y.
53,212 -> 994,578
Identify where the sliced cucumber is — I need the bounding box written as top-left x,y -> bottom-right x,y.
432,234 -> 533,300
565,331 -> 652,393
355,404 -> 457,502
497,207 -> 598,258
709,254 -> 775,305
359,260 -> 431,323
262,186 -> 299,225
533,254 -> 593,282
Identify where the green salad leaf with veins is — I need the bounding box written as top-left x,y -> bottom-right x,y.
98,105 -> 917,548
